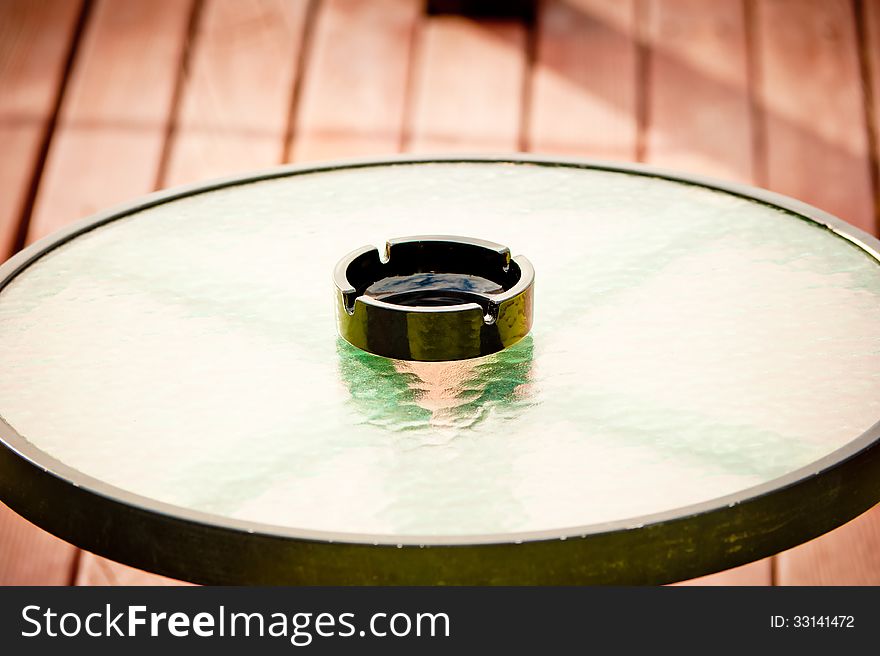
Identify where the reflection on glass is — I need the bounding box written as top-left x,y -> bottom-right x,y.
337,335 -> 535,439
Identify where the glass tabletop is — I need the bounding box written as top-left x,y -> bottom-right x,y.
1,160 -> 879,541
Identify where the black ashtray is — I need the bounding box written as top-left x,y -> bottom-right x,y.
334,236 -> 534,361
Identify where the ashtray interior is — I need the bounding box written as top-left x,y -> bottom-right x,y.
345,237 -> 520,311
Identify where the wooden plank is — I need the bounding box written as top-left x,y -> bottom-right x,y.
76,558 -> 188,587
676,561 -> 773,586
0,0 -> 82,260
643,0 -> 752,182
0,509 -> 80,585
776,509 -> 880,585
529,0 -> 767,583
76,0 -> 311,585
9,0 -> 193,585
89,0 -> 422,585
754,0 -> 879,584
166,0 -> 310,186
754,0 -> 874,233
84,0 -> 418,584
529,0 -> 638,159
415,4 -> 752,585
292,0 -> 421,162
406,13 -> 527,152
27,0 -> 194,242
641,0 -> 769,585
759,1 -> 880,585
0,0 -> 85,586
863,0 -> 880,234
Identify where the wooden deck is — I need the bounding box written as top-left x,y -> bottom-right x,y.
1,0 -> 879,586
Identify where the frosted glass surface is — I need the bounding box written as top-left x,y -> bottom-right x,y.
1,162 -> 879,537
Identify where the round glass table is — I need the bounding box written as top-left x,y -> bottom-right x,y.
1,156 -> 878,584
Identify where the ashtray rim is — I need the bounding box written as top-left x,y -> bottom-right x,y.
333,234 -> 535,360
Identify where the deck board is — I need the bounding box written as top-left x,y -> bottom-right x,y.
166,0 -> 310,186
0,0 -> 82,585
0,0 -> 83,258
529,0 -> 638,158
643,0 -> 753,182
292,0 -> 420,161
753,0 -> 874,233
776,509 -> 880,585
15,0 -> 195,585
863,0 -> 880,231
756,0 -> 880,588
643,0 -> 769,585
0,1 -> 85,584
406,14 -> 527,152
754,0 -> 879,585
27,0 -> 194,241
529,0 -> 770,585
75,0 -> 311,586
